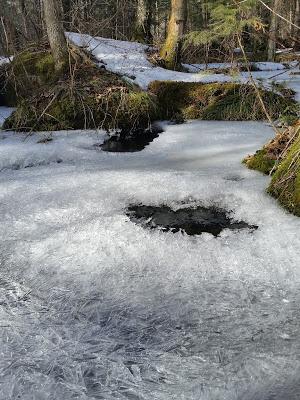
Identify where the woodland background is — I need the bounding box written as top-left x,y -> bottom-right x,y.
1,0 -> 299,63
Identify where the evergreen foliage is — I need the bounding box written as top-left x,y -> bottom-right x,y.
185,0 -> 262,48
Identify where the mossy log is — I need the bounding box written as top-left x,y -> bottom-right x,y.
149,81 -> 296,122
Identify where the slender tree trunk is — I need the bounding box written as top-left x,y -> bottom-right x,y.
294,0 -> 300,50
160,0 -> 187,70
133,0 -> 152,43
0,15 -> 17,54
296,0 -> 300,27
267,0 -> 281,61
62,0 -> 72,23
42,0 -> 68,72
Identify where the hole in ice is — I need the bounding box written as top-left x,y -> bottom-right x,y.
99,125 -> 164,153
127,204 -> 258,237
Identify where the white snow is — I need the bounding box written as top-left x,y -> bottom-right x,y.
0,106 -> 15,127
1,119 -> 300,399
67,32 -> 300,100
253,62 -> 287,71
0,32 -> 299,399
0,56 -> 12,66
183,61 -> 287,72
67,32 -> 245,89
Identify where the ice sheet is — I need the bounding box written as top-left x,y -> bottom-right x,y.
0,120 -> 300,399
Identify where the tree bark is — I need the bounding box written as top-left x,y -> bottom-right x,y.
267,0 -> 281,61
42,0 -> 68,72
160,0 -> 187,70
295,0 -> 300,50
133,0 -> 152,43
296,0 -> 300,27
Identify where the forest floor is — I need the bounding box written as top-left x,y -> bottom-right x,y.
68,32 -> 300,99
0,35 -> 300,399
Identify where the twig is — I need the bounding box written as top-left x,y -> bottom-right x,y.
257,0 -> 300,31
236,33 -> 279,135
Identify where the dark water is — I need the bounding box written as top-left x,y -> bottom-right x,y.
127,204 -> 258,236
100,125 -> 164,152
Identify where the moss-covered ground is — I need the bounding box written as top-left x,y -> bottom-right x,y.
244,123 -> 300,216
268,125 -> 300,216
149,81 -> 296,122
1,49 -> 157,132
243,148 -> 276,175
1,47 -> 297,132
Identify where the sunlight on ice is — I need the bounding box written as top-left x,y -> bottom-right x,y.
0,120 -> 300,399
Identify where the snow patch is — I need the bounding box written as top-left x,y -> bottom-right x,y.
0,106 -> 15,127
67,32 -> 300,100
67,32 -> 245,89
0,56 -> 12,66
183,61 -> 287,73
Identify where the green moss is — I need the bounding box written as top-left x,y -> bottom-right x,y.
149,81 -> 185,119
3,55 -> 159,132
3,100 -> 36,130
11,51 -> 39,75
118,91 -> 158,130
3,49 -> 296,133
243,148 -> 275,175
268,132 -> 300,216
11,50 -> 55,80
149,81 -> 296,122
0,50 -> 57,108
35,53 -> 56,83
160,30 -> 179,70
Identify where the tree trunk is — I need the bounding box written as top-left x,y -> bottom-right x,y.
42,0 -> 68,72
133,0 -> 152,43
296,0 -> 300,27
267,0 -> 281,61
295,0 -> 300,50
160,0 -> 187,70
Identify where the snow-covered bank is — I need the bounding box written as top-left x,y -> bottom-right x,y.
67,32 -> 236,89
67,32 -> 300,100
1,121 -> 300,399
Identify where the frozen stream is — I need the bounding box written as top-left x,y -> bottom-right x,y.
0,120 -> 300,399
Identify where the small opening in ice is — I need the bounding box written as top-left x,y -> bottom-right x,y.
126,204 -> 258,237
99,125 -> 164,153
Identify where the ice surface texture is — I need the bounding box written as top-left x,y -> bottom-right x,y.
0,120 -> 300,399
